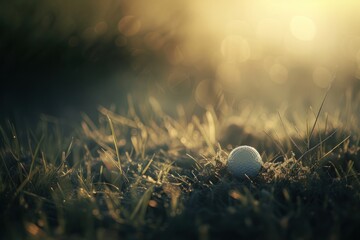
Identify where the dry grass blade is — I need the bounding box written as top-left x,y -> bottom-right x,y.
29,135 -> 44,176
99,106 -> 137,128
130,185 -> 154,223
264,130 -> 286,156
1,89 -> 360,240
0,154 -> 16,188
65,137 -> 73,160
13,168 -> 39,200
319,135 -> 351,161
107,115 -> 123,177
298,130 -> 337,161
193,116 -> 215,155
142,154 -> 155,175
308,84 -> 331,150
278,112 -> 302,154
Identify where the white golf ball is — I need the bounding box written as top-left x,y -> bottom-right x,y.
227,145 -> 263,178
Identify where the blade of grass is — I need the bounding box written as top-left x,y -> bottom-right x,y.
29,135 -> 44,177
65,137 -> 74,159
206,109 -> 217,144
319,135 -> 351,161
193,116 -> 215,155
278,112 -> 302,154
264,130 -> 286,156
107,115 -> 124,177
298,130 -> 337,161
308,83 -> 332,150
130,185 -> 154,222
9,121 -> 21,156
0,125 -> 11,148
1,154 -> 16,187
142,154 -> 155,175
13,168 -> 39,200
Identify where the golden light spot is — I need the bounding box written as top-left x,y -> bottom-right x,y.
290,16 -> 317,41
282,189 -> 291,201
26,223 -> 42,236
313,67 -> 333,88
118,16 -> 141,37
195,80 -> 222,108
148,200 -> 158,208
92,209 -> 100,217
94,21 -> 108,34
37,219 -> 45,227
269,63 -> 288,84
221,35 -> 251,63
229,190 -> 242,200
180,137 -> 187,144
216,61 -> 241,85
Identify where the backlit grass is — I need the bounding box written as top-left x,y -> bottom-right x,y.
1,94 -> 360,240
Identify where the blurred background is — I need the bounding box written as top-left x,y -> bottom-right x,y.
1,0 -> 360,125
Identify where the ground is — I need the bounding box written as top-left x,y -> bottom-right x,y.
1,95 -> 360,240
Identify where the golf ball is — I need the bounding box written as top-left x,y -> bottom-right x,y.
227,145 -> 263,178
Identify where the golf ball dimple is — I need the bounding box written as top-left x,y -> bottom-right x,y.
227,145 -> 263,178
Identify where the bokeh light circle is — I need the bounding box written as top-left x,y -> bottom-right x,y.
221,35 -> 251,63
195,80 -> 223,108
118,16 -> 141,37
290,16 -> 317,41
269,63 -> 288,84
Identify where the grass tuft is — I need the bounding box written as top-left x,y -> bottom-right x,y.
1,96 -> 360,239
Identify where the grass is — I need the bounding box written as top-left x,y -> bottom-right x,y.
1,94 -> 360,240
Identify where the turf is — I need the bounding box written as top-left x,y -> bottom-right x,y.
1,96 -> 360,240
